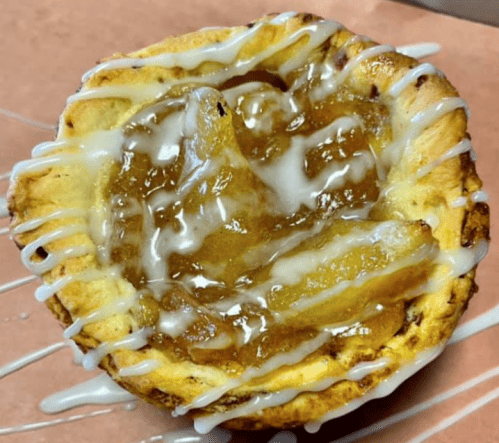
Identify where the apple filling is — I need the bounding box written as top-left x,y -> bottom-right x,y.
105,72 -> 438,369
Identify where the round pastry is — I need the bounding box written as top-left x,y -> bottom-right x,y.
7,12 -> 489,432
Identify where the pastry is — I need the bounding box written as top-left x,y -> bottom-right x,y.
7,12 -> 489,432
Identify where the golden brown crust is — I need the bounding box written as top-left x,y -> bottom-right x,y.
7,12 -> 490,430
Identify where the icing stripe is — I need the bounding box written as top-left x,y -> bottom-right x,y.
39,374 -> 137,413
0,342 -> 66,379
305,345 -> 445,433
64,293 -> 137,338
118,360 -> 161,377
395,42 -> 441,59
0,107 -> 55,131
0,196 -> 9,218
12,208 -> 87,235
0,274 -> 38,295
193,358 -> 390,434
81,328 -> 153,371
174,332 -> 332,415
20,224 -> 91,275
388,63 -> 438,97
449,303 -> 499,345
405,385 -> 499,443
329,363 -> 499,443
0,408 -> 115,436
383,97 -> 470,168
416,139 -> 472,178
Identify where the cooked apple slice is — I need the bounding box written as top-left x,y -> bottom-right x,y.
264,219 -> 438,328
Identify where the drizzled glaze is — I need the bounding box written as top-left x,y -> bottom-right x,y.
39,374 -> 136,413
7,11 -> 489,433
194,358 -> 390,434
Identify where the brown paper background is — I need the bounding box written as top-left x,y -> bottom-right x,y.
0,1 -> 497,442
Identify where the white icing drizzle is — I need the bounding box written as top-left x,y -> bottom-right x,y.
0,408 -> 115,436
0,274 -> 38,295
0,226 -> 9,236
192,332 -> 234,350
11,154 -> 73,181
0,106 -> 56,131
193,358 -> 390,433
21,224 -> 92,275
31,139 -> 67,157
450,196 -> 467,208
39,374 -> 137,413
81,327 -> 153,371
383,97 -> 470,168
174,331 -> 332,416
449,303 -> 499,345
388,63 -> 438,97
416,139 -> 472,178
83,14 -> 339,81
395,42 -> 441,59
304,344 -> 445,433
118,359 -> 161,377
0,196 -> 9,218
75,17 -> 341,111
269,221 -> 409,287
0,342 -> 66,379
437,240 -> 489,278
222,82 -> 297,135
13,129 -> 124,182
34,267 -> 120,302
471,190 -> 489,203
67,84 -> 168,105
311,43 -> 395,101
338,44 -> 395,85
328,361 -> 499,443
0,171 -> 11,181
158,308 -> 198,338
283,243 -> 435,317
64,292 -> 137,338
405,385 -> 499,443
66,338 -> 85,365
12,208 -> 87,234
252,116 -> 367,213
241,219 -> 325,269
450,189 -> 488,209
423,213 -> 440,230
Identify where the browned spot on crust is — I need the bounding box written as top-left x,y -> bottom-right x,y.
48,294 -> 73,326
301,13 -> 317,23
461,202 -> 490,247
395,300 -> 422,336
149,388 -> 184,407
36,246 -> 48,259
333,51 -> 348,70
415,75 -> 428,88
218,393 -> 256,407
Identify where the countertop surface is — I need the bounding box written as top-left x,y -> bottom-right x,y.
393,0 -> 499,27
0,1 -> 497,442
